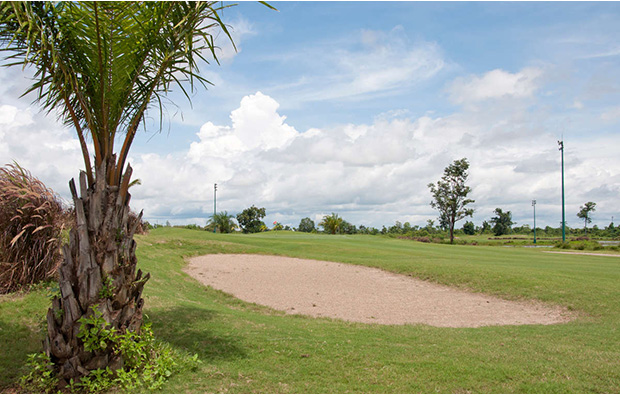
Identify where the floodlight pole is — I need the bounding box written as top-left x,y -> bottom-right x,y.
532,200 -> 537,244
213,183 -> 217,233
558,140 -> 566,242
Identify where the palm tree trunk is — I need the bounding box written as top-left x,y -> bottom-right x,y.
44,158 -> 149,386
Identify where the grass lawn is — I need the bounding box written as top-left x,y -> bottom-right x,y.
1,227 -> 619,393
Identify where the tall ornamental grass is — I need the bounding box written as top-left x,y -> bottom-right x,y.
0,162 -> 70,293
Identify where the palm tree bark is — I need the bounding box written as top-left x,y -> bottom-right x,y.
44,158 -> 149,385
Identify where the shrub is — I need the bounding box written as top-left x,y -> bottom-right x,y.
554,241 -> 571,249
20,307 -> 199,393
0,162 -> 70,293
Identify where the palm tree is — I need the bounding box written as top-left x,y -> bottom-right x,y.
320,213 -> 344,235
208,211 -> 237,233
1,1 -> 234,384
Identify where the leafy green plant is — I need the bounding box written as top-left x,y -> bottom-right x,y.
98,276 -> 115,299
71,306 -> 197,392
20,304 -> 199,393
70,367 -> 113,393
77,308 -> 117,353
19,353 -> 58,393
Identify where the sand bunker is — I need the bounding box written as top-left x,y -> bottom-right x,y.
185,254 -> 572,327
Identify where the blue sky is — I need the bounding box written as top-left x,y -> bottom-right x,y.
1,1 -> 620,230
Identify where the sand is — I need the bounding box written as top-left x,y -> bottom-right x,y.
184,254 -> 573,328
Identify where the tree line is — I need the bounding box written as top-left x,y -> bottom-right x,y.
189,159 -> 616,241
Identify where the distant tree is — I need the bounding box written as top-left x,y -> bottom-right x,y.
340,220 -> 357,234
577,202 -> 596,235
606,222 -> 619,238
544,225 -> 559,237
208,211 -> 237,233
298,217 -> 316,233
319,213 -> 343,234
438,212 -> 450,231
428,158 -> 475,244
491,208 -> 514,236
358,225 -> 380,235
513,224 -> 531,235
236,205 -> 266,233
273,222 -> 284,231
425,219 -> 436,233
462,221 -> 475,235
389,221 -> 404,234
403,222 -> 412,233
480,220 -> 491,234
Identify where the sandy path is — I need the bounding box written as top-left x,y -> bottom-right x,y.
185,254 -> 572,328
542,251 -> 620,257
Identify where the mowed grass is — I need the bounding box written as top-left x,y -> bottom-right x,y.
1,228 -> 619,393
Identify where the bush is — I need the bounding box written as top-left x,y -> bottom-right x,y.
20,307 -> 199,393
554,241 -> 571,249
0,162 -> 70,293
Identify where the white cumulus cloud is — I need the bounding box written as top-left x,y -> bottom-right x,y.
124,90 -> 620,229
2,82 -> 618,230
449,67 -> 543,105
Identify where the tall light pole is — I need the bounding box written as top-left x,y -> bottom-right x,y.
532,200 -> 537,244
213,183 -> 217,233
558,140 -> 566,242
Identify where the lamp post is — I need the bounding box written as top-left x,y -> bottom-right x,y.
532,200 -> 537,244
213,183 -> 217,233
558,140 -> 566,242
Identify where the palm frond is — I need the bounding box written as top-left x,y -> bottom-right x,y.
1,1 -> 237,188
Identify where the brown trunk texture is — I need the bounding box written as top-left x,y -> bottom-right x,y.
44,158 -> 149,386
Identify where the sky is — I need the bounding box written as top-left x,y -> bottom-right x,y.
1,1 -> 620,230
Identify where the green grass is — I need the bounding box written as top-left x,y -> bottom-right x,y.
2,228 -> 619,393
